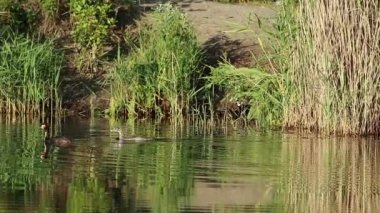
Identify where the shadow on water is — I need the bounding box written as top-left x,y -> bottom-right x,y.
0,119 -> 380,212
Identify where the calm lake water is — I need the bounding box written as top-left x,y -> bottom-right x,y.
0,118 -> 380,212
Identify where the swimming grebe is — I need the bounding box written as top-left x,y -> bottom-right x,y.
40,124 -> 72,159
111,127 -> 152,142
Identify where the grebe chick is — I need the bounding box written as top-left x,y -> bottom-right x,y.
111,128 -> 152,142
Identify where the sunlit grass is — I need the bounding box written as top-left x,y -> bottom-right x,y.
206,62 -> 285,127
109,4 -> 201,121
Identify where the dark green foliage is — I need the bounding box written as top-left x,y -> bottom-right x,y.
70,0 -> 115,49
1,2 -> 39,33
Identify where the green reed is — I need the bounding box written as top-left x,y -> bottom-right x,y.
284,0 -> 380,135
109,4 -> 201,121
0,35 -> 62,116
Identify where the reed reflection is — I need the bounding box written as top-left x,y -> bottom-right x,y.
280,136 -> 380,212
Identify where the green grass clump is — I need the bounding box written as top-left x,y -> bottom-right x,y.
109,4 -> 201,120
207,63 -> 285,127
0,35 -> 62,115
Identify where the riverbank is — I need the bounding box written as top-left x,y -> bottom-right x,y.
61,1 -> 279,117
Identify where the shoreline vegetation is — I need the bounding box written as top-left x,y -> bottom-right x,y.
0,0 -> 379,135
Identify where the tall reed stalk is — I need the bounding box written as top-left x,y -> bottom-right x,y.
0,35 -> 62,116
109,4 -> 201,120
285,0 -> 380,135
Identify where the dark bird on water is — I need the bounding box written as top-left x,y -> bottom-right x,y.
40,124 -> 72,159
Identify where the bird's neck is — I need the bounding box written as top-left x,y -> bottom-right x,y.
118,131 -> 123,139
43,142 -> 49,153
44,130 -> 49,139
41,141 -> 51,158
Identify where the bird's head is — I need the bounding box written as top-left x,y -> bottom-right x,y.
41,124 -> 48,130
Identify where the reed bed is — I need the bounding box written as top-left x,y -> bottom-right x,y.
284,0 -> 380,135
109,4 -> 201,120
0,35 -> 62,116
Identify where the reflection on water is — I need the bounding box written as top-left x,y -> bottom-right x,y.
280,136 -> 380,213
0,118 -> 379,212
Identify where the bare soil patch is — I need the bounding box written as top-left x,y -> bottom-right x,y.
178,1 -> 278,66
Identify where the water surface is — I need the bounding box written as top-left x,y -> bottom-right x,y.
0,118 -> 379,212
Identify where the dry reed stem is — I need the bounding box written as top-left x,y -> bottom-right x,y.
285,0 -> 380,135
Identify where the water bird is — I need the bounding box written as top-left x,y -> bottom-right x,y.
40,124 -> 72,159
111,127 -> 153,142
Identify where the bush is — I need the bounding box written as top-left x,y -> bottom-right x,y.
70,0 -> 114,49
70,0 -> 115,72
